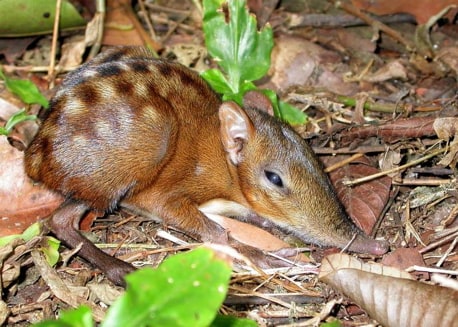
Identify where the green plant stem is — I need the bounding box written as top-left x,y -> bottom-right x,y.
336,95 -> 409,113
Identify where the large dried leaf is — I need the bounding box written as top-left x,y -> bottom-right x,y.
327,157 -> 391,234
0,136 -> 62,237
320,253 -> 413,280
320,254 -> 458,327
204,213 -> 310,262
268,35 -> 357,95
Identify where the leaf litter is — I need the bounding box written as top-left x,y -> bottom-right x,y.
1,0 -> 458,326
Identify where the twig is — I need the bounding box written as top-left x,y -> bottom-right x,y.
2,65 -> 76,74
118,0 -> 162,52
224,293 -> 323,305
229,285 -> 294,309
289,13 -> 416,28
160,14 -> 191,43
150,15 -> 195,33
333,0 -> 415,51
420,229 -> 458,254
392,178 -> 454,186
312,139 -> 440,155
48,0 -> 62,88
324,153 -> 364,173
336,95 -> 415,113
144,3 -> 192,16
343,146 -> 449,186
436,236 -> 458,267
138,0 -> 157,41
88,0 -> 106,59
406,265 -> 458,276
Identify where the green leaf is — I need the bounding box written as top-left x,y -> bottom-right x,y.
200,69 -> 234,95
41,236 -> 61,267
0,68 -> 49,108
20,221 -> 42,241
6,78 -> 49,107
0,109 -> 37,136
0,235 -> 19,247
0,223 -> 59,267
221,81 -> 257,105
278,100 -> 307,125
260,90 -> 307,125
34,306 -> 94,327
102,247 -> 232,327
0,0 -> 86,37
320,320 -> 343,327
203,0 -> 273,93
0,222 -> 42,247
211,314 -> 258,327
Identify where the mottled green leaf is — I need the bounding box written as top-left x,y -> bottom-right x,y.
0,0 -> 86,37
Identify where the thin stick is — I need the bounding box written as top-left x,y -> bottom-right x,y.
324,153 -> 364,173
343,146 -> 449,186
334,0 -> 415,51
48,0 -> 62,88
138,0 -> 157,40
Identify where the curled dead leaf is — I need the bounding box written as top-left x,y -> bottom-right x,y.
433,117 -> 458,167
319,254 -> 458,327
433,117 -> 458,141
319,253 -> 413,280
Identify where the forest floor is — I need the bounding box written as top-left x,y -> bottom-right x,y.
1,0 -> 457,326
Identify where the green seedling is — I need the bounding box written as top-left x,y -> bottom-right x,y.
0,67 -> 47,135
0,68 -> 49,108
202,0 -> 307,125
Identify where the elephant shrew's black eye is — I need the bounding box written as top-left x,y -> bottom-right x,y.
265,170 -> 283,187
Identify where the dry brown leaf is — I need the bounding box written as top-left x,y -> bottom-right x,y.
319,253 -> 413,279
433,117 -> 458,141
0,136 -> 62,237
30,250 -> 106,322
433,117 -> 458,167
0,300 -> 8,326
59,36 -> 87,69
268,35 -> 357,95
379,148 -> 402,178
0,240 -> 21,289
437,46 -> 458,76
87,282 -> 124,305
381,248 -> 428,279
204,213 -> 309,262
439,138 -> 458,168
327,157 -> 391,234
319,253 -> 458,327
